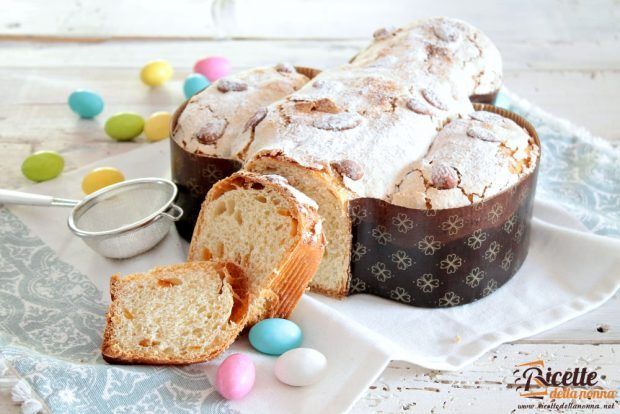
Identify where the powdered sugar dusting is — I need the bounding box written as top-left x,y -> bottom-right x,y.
172,65 -> 310,159
312,112 -> 363,131
174,18 -> 536,211
391,116 -> 537,209
433,21 -> 461,42
352,17 -> 503,97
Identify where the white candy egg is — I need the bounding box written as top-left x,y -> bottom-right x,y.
274,348 -> 327,387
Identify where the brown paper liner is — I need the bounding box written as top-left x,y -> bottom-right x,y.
169,70 -> 537,308
469,90 -> 499,105
170,67 -> 320,240
347,104 -> 540,307
170,140 -> 243,240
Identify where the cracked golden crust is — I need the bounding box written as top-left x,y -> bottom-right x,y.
390,105 -> 540,210
172,65 -> 311,159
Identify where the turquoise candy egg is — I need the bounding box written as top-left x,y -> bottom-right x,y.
183,74 -> 210,99
68,90 -> 104,118
249,318 -> 303,356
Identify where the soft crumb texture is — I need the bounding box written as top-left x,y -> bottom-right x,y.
247,154 -> 352,296
390,112 -> 539,209
172,65 -> 309,159
189,171 -> 325,323
101,261 -> 249,365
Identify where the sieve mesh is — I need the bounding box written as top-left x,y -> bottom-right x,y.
73,182 -> 173,232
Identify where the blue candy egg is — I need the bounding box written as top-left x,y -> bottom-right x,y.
68,90 -> 104,118
183,73 -> 210,99
249,318 -> 303,356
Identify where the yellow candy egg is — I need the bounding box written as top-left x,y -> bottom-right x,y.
144,111 -> 172,142
140,60 -> 173,87
82,167 -> 125,195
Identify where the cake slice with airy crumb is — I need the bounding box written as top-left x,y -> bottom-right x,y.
101,261 -> 249,365
188,171 -> 325,325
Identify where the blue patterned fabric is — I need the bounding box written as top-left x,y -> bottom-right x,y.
0,209 -> 233,413
0,93 -> 618,413
502,91 -> 620,237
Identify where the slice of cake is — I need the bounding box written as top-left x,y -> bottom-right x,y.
188,171 -> 325,324
101,261 -> 249,364
246,152 -> 354,297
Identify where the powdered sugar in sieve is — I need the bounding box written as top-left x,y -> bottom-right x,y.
0,178 -> 183,259
73,183 -> 171,232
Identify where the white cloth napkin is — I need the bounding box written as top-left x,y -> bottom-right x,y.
7,140 -> 620,412
6,142 -> 391,414
314,207 -> 620,370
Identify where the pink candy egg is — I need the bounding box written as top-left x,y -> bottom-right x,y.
193,56 -> 231,81
215,353 -> 255,400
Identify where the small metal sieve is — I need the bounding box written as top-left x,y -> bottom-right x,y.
0,178 -> 183,259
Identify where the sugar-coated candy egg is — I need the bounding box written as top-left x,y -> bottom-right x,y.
215,354 -> 255,400
274,348 -> 327,387
68,90 -> 104,118
183,73 -> 210,99
105,112 -> 145,141
21,151 -> 65,182
81,167 -> 125,195
193,56 -> 231,82
144,111 -> 172,142
140,60 -> 174,87
248,318 -> 302,356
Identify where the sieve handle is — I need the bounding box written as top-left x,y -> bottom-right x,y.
0,189 -> 79,207
160,203 -> 183,221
